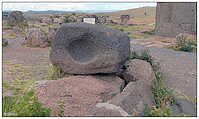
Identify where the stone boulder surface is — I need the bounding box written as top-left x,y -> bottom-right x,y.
89,81 -> 155,116
24,27 -> 50,48
50,22 -> 130,74
34,75 -> 125,116
7,11 -> 26,26
122,59 -> 155,83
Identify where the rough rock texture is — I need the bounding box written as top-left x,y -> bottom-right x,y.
170,98 -> 196,116
155,3 -> 196,37
122,59 -> 155,83
90,81 -> 155,116
34,75 -> 124,116
89,102 -> 129,116
50,22 -> 130,74
7,11 -> 26,26
24,27 -> 50,48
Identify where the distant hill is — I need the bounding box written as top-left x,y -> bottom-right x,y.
95,6 -> 156,24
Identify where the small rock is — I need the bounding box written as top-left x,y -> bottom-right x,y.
122,59 -> 155,83
3,39 -> 8,47
170,98 -> 196,116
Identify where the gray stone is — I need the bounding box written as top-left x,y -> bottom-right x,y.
89,102 -> 130,116
122,59 -> 155,83
50,22 -> 130,74
108,81 -> 155,116
3,39 -> 8,47
24,27 -> 50,48
155,3 -> 196,37
7,11 -> 26,26
170,98 -> 196,116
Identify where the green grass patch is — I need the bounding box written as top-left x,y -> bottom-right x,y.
3,24 -> 14,30
168,34 -> 196,52
7,33 -> 17,39
129,50 -> 175,116
47,65 -> 65,80
3,90 -> 51,117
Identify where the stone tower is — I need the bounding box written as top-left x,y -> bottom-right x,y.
155,2 -> 196,37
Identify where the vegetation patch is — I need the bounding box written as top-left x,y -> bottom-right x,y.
47,65 -> 66,80
168,34 -> 196,52
129,50 -> 175,116
7,32 -> 17,39
3,90 -> 51,117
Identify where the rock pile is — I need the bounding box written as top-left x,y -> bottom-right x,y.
50,22 -> 130,74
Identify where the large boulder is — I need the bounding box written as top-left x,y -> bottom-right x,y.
34,75 -> 125,116
122,59 -> 155,83
50,22 -> 130,74
7,11 -> 26,26
24,27 -> 50,48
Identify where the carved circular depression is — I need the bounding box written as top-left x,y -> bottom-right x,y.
68,39 -> 96,63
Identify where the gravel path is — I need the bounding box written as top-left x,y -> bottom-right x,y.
131,41 -> 197,99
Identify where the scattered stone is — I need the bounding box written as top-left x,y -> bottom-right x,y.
24,27 -> 50,48
7,11 -> 26,26
34,75 -> 124,116
122,59 -> 155,83
3,39 -> 8,47
48,25 -> 59,43
170,98 -> 196,116
50,22 -> 130,74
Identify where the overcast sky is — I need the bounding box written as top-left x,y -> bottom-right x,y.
3,3 -> 156,12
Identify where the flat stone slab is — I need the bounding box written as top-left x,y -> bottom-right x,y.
34,75 -> 124,116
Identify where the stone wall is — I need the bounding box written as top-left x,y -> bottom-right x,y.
155,2 -> 196,37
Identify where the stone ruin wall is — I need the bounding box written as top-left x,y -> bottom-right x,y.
155,3 -> 196,37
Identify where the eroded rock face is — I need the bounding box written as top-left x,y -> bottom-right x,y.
50,22 -> 130,74
89,81 -> 155,116
7,11 -> 26,26
34,75 -> 125,116
155,3 -> 196,37
122,59 -> 155,83
24,27 -> 50,48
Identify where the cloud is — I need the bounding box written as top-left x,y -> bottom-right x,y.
3,2 -> 156,11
